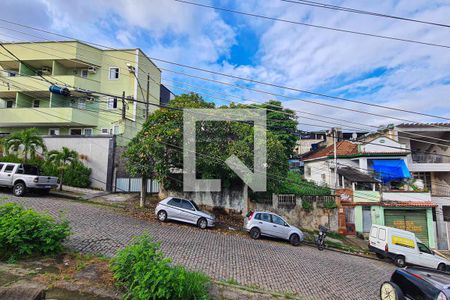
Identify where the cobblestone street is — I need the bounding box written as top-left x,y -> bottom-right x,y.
2,193 -> 395,299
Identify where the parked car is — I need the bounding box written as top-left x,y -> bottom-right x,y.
380,267 -> 450,300
0,162 -> 59,196
369,224 -> 449,271
155,197 -> 215,229
244,211 -> 304,246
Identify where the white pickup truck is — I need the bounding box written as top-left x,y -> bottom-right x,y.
0,162 -> 59,196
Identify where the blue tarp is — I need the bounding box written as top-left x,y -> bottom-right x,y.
371,159 -> 411,183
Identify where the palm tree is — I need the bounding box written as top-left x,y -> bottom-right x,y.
3,128 -> 47,162
47,147 -> 79,191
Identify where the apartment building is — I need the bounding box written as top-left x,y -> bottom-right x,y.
396,123 -> 450,250
0,41 -> 162,190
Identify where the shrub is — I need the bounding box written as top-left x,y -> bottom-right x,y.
0,203 -> 70,260
111,235 -> 211,300
41,160 -> 91,188
276,171 -> 331,196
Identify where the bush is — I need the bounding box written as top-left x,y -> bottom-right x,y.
111,235 -> 211,300
276,171 -> 331,196
0,203 -> 70,260
41,160 -> 91,188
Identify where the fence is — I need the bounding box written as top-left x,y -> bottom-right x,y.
302,195 -> 336,208
277,194 -> 296,209
115,177 -> 160,193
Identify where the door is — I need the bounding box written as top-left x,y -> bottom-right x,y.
166,198 -> 183,221
345,207 -> 356,235
385,209 -> 429,246
0,164 -> 16,186
257,213 -> 273,236
417,242 -> 438,268
270,214 -> 290,239
363,207 -> 372,233
179,200 -> 197,224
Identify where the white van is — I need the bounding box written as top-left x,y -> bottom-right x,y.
369,225 -> 449,271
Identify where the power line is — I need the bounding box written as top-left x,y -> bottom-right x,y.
1,22 -> 450,125
173,0 -> 450,50
280,0 -> 450,29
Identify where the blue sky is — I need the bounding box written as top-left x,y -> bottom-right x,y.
1,0 -> 450,131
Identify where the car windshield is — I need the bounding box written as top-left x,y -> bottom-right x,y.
190,200 -> 200,211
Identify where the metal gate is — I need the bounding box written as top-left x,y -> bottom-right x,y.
385,209 -> 429,246
115,178 -> 160,193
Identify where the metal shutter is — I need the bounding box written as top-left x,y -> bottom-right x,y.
384,209 -> 429,246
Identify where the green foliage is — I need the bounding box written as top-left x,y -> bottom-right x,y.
302,200 -> 313,211
124,93 -> 290,193
42,160 -> 91,188
46,147 -> 83,191
0,203 -> 70,260
2,128 -> 47,161
276,171 -> 331,196
323,199 -> 337,209
111,234 -> 211,300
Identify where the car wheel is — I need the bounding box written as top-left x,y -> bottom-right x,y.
380,281 -> 405,300
250,227 -> 261,239
376,253 -> 385,259
13,182 -> 26,197
437,263 -> 447,272
394,255 -> 406,268
157,210 -> 167,222
197,218 -> 208,229
289,233 -> 301,246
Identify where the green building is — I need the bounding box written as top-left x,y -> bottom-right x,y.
0,41 -> 161,145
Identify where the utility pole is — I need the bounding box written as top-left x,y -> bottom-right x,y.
121,91 -> 126,119
145,73 -> 150,119
333,127 -> 338,190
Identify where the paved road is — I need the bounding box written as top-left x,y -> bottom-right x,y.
1,193 -> 394,299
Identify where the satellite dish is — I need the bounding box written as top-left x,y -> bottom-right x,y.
352,132 -> 357,140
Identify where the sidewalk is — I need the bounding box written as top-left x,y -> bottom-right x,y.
49,185 -> 135,204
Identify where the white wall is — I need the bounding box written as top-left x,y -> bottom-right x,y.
361,137 -> 408,153
43,136 -> 114,190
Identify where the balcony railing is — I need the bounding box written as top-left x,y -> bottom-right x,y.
412,153 -> 450,164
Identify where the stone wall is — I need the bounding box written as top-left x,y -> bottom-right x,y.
248,196 -> 338,231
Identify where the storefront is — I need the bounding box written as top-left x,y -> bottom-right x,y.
384,209 -> 429,246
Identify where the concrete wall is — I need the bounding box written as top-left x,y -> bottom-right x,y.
382,191 -> 431,202
164,185 -> 248,214
43,136 -> 114,191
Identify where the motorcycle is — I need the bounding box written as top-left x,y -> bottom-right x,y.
316,225 -> 329,251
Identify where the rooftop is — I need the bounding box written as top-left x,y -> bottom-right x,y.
337,166 -> 380,183
303,141 -> 358,161
381,201 -> 437,208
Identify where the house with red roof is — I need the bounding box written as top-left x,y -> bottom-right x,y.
303,135 -> 437,248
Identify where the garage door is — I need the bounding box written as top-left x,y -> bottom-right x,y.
384,209 -> 429,246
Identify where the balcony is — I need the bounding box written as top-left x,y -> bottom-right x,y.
382,191 -> 431,202
408,154 -> 450,172
0,107 -> 98,127
0,75 -> 100,96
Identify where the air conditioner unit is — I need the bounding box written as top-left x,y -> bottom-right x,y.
86,96 -> 95,102
88,66 -> 97,73
41,67 -> 51,75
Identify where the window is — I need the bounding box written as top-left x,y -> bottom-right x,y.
3,164 -> 15,173
417,242 -> 432,254
180,200 -> 195,211
80,69 -> 88,78
168,198 -> 182,208
78,100 -> 86,109
48,128 -> 60,136
84,128 -> 93,136
69,128 -> 82,136
7,71 -> 16,77
370,227 -> 378,238
261,213 -> 271,222
107,97 -> 118,109
271,214 -> 285,226
378,228 -> 386,241
0,163 -> 3,171
254,213 -> 261,220
306,167 -> 311,177
33,100 -> 40,108
101,128 -> 109,135
108,67 -> 119,80
443,206 -> 450,222
6,100 -> 14,108
190,201 -> 200,211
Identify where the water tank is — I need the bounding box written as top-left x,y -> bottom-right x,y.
49,85 -> 70,96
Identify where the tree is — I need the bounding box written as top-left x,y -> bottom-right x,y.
2,128 -> 47,162
47,147 -> 79,191
124,93 -> 289,196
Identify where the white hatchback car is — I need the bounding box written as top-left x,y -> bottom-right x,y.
244,211 -> 304,246
155,197 -> 215,229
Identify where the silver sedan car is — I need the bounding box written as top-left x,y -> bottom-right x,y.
155,197 -> 215,229
244,211 -> 304,246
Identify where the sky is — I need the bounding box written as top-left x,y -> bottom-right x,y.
1,0 -> 450,132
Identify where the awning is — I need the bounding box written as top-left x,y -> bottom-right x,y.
371,159 -> 411,183
337,166 -> 380,183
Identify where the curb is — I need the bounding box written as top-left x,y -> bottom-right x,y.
214,280 -> 303,299
49,191 -> 82,200
302,240 -> 382,262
